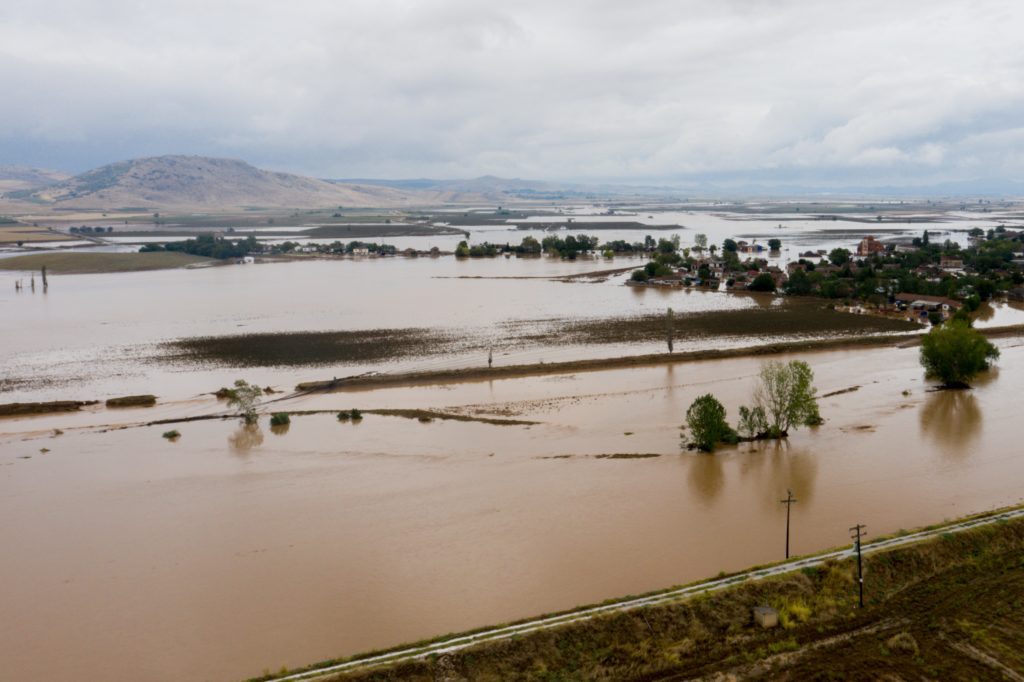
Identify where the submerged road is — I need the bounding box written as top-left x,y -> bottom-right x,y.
268,506 -> 1024,682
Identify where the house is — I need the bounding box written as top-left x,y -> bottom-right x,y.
352,247 -> 370,257
894,293 -> 960,312
940,256 -> 964,270
856,236 -> 885,257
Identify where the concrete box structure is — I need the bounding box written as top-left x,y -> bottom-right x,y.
752,606 -> 779,628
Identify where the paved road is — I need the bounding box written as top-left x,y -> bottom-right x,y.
270,507 -> 1024,682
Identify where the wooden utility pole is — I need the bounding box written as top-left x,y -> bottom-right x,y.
666,307 -> 674,353
850,524 -> 867,608
488,346 -> 493,369
41,266 -> 48,292
781,489 -> 797,558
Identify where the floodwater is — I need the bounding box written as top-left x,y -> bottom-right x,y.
2,338 -> 1023,681
0,254 -> 915,403
54,205 -> 1011,259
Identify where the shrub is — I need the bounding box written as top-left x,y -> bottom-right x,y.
337,411 -> 349,421
269,412 -> 290,427
350,408 -> 363,420
162,430 -> 180,440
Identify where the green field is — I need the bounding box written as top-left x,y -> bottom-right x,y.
0,251 -> 213,273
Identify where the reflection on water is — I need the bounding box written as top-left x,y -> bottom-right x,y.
687,453 -> 724,505
228,423 -> 264,452
919,389 -> 982,455
270,422 -> 291,436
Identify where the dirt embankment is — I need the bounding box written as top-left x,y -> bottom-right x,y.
0,400 -> 98,416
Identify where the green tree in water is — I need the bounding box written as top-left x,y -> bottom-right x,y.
227,380 -> 262,424
920,320 -> 999,388
754,361 -> 821,437
685,394 -> 732,452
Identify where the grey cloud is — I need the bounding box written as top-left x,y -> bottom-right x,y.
1,0 -> 1023,187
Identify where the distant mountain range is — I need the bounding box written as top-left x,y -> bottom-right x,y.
0,165 -> 70,193
1,155 -> 1020,211
0,156 -> 432,210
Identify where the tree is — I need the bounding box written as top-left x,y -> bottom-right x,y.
828,248 -> 850,266
919,319 -> 999,388
768,238 -> 782,251
754,361 -> 821,437
693,233 -> 708,252
723,239 -> 738,253
747,272 -> 777,292
227,380 -> 262,424
784,268 -> 813,295
737,405 -> 768,439
685,394 -> 732,452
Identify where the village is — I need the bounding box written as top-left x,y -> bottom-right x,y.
628,229 -> 1024,325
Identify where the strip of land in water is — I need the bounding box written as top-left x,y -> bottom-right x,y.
295,322 -> 1024,391
0,251 -> 214,273
156,301 -> 921,371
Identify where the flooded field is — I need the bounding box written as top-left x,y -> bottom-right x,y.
2,338 -> 1023,681
1,253 -> 952,403
2,204 -> 1023,682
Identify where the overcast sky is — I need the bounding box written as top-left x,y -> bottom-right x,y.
1,0 -> 1023,186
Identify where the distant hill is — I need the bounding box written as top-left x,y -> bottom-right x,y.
10,156 -> 427,209
0,166 -> 70,193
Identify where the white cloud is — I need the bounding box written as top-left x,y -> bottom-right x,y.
1,0 -> 1023,186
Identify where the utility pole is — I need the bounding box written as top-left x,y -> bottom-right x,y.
850,524 -> 867,608
666,307 -> 674,353
781,489 -> 797,559
487,346 -> 493,369
41,266 -> 48,292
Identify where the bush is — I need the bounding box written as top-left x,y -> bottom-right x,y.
337,411 -> 350,421
350,408 -> 363,420
630,269 -> 649,282
919,319 -> 999,387
269,412 -> 290,426
162,430 -> 180,440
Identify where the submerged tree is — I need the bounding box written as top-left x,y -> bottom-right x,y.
919,320 -> 999,388
754,361 -> 821,437
737,405 -> 768,439
227,380 -> 262,424
685,394 -> 733,452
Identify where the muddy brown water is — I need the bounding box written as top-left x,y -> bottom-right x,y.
2,339 -> 1022,681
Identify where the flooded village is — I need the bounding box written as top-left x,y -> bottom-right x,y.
3,196 -> 1024,681
5,1 -> 1024,679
